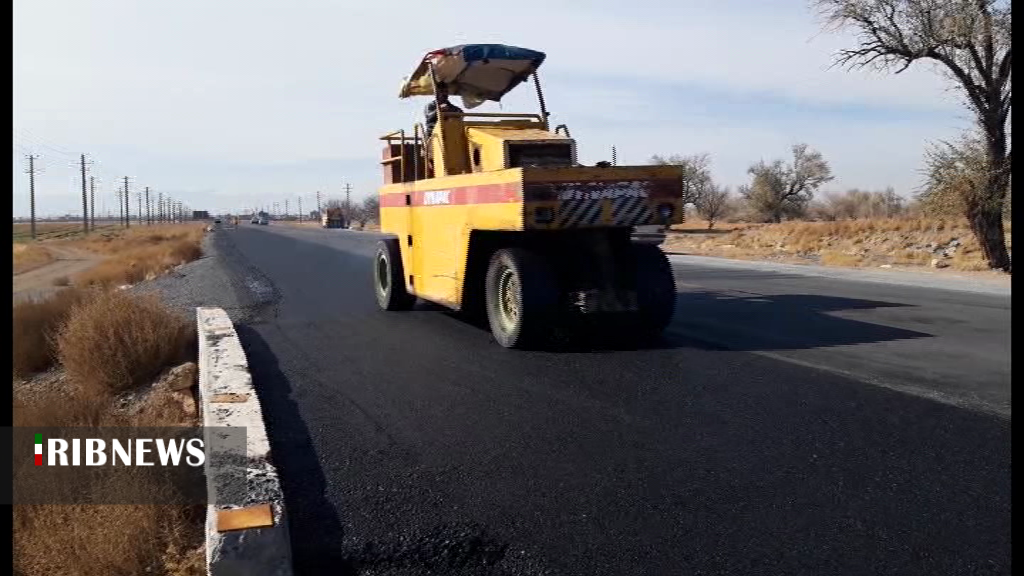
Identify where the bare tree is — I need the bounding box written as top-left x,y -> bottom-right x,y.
694,185 -> 731,230
740,143 -> 834,222
815,0 -> 1011,270
650,153 -> 713,205
361,195 -> 380,226
815,187 -> 907,220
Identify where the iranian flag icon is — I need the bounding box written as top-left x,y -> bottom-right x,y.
35,433 -> 42,466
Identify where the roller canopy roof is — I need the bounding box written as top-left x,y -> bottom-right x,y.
398,44 -> 547,109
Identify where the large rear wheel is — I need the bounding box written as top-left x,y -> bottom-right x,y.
485,248 -> 558,349
630,243 -> 677,339
374,239 -> 415,311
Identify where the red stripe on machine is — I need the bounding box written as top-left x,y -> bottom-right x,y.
379,182 -> 522,207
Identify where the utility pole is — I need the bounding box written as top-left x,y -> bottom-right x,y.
137,191 -> 143,226
144,187 -> 151,224
25,155 -> 39,240
611,145 -> 617,167
285,199 -> 289,220
123,177 -> 131,228
158,192 -> 164,223
298,196 -> 303,223
344,183 -> 352,213
316,190 -> 322,215
89,176 -> 96,231
80,154 -> 89,233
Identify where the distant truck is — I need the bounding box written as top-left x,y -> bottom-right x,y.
321,207 -> 347,228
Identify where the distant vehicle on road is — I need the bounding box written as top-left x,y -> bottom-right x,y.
213,218 -> 222,224
321,207 -> 347,228
258,216 -> 269,225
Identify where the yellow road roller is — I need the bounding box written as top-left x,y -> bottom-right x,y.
374,44 -> 684,348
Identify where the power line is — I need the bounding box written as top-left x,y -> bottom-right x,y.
79,154 -> 90,234
25,154 -> 39,240
123,176 -> 131,228
89,175 -> 96,231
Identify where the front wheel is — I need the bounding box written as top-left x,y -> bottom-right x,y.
374,239 -> 416,311
485,248 -> 558,349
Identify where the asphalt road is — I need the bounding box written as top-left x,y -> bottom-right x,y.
215,224 -> 1010,576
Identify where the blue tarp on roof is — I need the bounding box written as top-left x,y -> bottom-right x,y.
455,44 -> 546,66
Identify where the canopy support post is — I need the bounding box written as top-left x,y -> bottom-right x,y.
532,72 -> 550,130
428,60 -> 446,176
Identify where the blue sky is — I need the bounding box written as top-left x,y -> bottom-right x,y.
13,0 -> 972,217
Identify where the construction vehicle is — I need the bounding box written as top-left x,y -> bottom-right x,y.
374,44 -> 684,348
321,206 -> 347,228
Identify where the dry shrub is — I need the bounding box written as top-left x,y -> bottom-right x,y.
13,289 -> 93,378
665,216 -> 1011,271
13,243 -> 54,274
821,251 -> 863,267
74,241 -> 202,287
57,290 -> 195,394
14,497 -> 204,576
13,382 -> 203,576
66,224 -> 204,288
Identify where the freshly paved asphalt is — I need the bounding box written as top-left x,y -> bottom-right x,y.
216,224 -> 1010,576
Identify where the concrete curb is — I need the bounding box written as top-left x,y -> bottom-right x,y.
197,307 -> 293,576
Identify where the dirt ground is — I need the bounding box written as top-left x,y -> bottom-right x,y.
13,245 -> 105,304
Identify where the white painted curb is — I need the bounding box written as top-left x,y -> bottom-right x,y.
197,307 -> 293,576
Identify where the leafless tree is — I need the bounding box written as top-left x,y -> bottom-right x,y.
650,153 -> 713,205
695,185 -> 732,230
815,187 -> 907,220
361,195 -> 380,226
815,0 -> 1011,271
741,144 -> 834,222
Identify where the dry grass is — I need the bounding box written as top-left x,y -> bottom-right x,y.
69,224 -> 205,287
13,222 -> 124,244
11,402 -> 205,576
14,502 -> 204,576
13,243 -> 54,274
663,217 -> 1012,271
820,251 -> 864,267
13,287 -> 203,576
13,288 -> 92,378
57,290 -> 195,395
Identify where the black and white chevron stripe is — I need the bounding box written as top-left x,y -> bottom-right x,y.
553,196 -> 653,228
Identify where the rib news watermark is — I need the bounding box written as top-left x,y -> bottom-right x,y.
8,427 -> 247,505
32,432 -> 206,467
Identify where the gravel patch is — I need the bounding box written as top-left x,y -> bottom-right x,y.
131,230 -> 281,325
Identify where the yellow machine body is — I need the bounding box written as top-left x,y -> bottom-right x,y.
379,112 -> 684,310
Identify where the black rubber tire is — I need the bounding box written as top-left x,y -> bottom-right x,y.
630,243 -> 677,339
485,248 -> 558,349
374,239 -> 416,311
